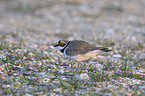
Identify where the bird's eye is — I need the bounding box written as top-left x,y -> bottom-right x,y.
59,42 -> 63,45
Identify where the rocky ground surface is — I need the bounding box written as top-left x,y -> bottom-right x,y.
0,0 -> 145,95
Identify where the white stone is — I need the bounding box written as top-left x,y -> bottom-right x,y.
91,63 -> 104,71
58,67 -> 65,74
79,73 -> 89,81
112,54 -> 122,58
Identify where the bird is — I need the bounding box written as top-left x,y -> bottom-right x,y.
53,40 -> 112,73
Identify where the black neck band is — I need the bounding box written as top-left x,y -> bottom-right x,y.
60,42 -> 70,53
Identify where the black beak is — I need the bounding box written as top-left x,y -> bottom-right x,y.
53,44 -> 59,47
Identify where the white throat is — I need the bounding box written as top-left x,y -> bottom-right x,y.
57,46 -> 65,50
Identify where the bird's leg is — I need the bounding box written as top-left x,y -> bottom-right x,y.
68,59 -> 73,68
76,61 -> 80,72
80,61 -> 87,73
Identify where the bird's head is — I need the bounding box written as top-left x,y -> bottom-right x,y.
53,40 -> 69,50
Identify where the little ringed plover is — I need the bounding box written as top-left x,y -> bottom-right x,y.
54,40 -> 112,72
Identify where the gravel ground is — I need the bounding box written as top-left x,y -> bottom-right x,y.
0,0 -> 145,95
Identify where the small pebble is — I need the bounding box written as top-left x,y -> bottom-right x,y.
79,73 -> 89,81
112,54 -> 122,58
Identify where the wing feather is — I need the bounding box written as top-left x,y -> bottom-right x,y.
65,40 -> 111,56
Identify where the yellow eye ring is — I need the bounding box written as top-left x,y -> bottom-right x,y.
59,42 -> 63,45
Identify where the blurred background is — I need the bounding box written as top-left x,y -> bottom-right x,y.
0,0 -> 145,45
0,0 -> 145,95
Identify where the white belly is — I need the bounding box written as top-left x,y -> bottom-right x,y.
65,50 -> 100,61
